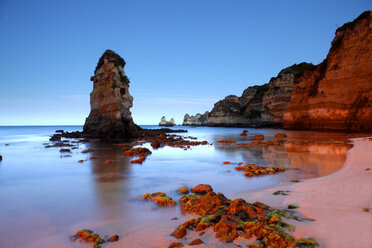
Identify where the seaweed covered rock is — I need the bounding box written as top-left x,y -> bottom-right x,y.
141,192 -> 176,207
253,135 -> 265,141
70,229 -> 105,245
123,147 -> 152,164
234,163 -> 285,177
177,186 -> 189,194
83,49 -> 140,138
191,184 -> 213,194
172,188 -> 302,247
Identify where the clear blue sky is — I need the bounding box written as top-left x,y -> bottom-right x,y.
0,0 -> 370,125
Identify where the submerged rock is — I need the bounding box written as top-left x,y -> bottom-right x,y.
83,49 -> 140,138
70,229 -> 105,245
253,135 -> 264,141
141,192 -> 176,207
191,184 -> 213,194
177,186 -> 189,194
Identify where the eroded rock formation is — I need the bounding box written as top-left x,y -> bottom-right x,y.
183,112 -> 209,126
159,116 -> 176,126
83,50 -> 139,138
284,11 -> 372,132
183,63 -> 313,127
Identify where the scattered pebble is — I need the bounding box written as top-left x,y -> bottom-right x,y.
108,234 -> 119,242
288,204 -> 299,209
169,242 -> 183,248
273,190 -> 291,195
189,238 -> 203,245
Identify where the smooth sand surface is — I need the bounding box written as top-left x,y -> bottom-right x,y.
233,137 -> 372,248
81,137 -> 372,248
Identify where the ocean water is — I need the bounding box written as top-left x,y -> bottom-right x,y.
0,125 -> 359,247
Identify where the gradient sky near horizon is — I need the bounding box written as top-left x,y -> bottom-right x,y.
0,0 -> 370,125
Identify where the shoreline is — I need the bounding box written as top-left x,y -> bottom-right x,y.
233,137 -> 372,247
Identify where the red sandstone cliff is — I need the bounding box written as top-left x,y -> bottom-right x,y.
284,11 -> 372,132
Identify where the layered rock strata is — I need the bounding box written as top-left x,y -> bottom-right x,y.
284,11 -> 372,132
83,50 -> 139,138
183,63 -> 313,127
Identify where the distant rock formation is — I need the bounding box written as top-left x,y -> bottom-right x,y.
83,50 -> 139,138
183,112 -> 209,126
159,116 -> 176,126
284,11 -> 372,132
183,63 -> 313,127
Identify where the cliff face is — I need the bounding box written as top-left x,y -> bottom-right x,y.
84,50 -> 139,138
184,63 -> 313,127
284,11 -> 372,132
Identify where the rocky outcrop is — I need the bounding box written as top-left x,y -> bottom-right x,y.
183,112 -> 209,126
284,11 -> 372,132
159,116 -> 176,126
184,63 -> 313,127
83,50 -> 139,138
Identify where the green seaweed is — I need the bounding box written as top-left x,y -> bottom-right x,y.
295,237 -> 320,248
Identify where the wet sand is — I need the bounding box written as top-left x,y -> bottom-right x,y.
234,137 -> 372,247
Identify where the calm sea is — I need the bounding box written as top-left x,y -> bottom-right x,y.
0,125 -> 358,247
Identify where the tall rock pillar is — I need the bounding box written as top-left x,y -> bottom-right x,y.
84,50 -> 139,138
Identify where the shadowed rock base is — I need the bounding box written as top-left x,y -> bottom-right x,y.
84,116 -> 139,139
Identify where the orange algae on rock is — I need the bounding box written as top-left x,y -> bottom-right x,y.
177,186 -> 189,194
275,133 -> 287,139
169,187 -> 309,248
240,130 -> 249,136
234,163 -> 285,177
216,140 -> 236,143
141,192 -> 176,207
295,237 -> 320,247
169,242 -> 184,248
108,235 -> 119,242
189,238 -> 203,245
191,184 -> 213,194
70,229 -> 105,245
123,147 -> 152,156
123,147 -> 152,164
253,135 -> 265,141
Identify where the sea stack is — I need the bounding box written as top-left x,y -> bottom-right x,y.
83,50 -> 139,138
284,11 -> 372,132
159,116 -> 176,126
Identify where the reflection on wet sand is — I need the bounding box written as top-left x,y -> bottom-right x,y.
214,132 -> 353,179
284,141 -> 352,178
88,143 -> 131,219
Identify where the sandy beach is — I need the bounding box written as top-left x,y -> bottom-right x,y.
102,137 -> 372,248
233,137 -> 372,248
